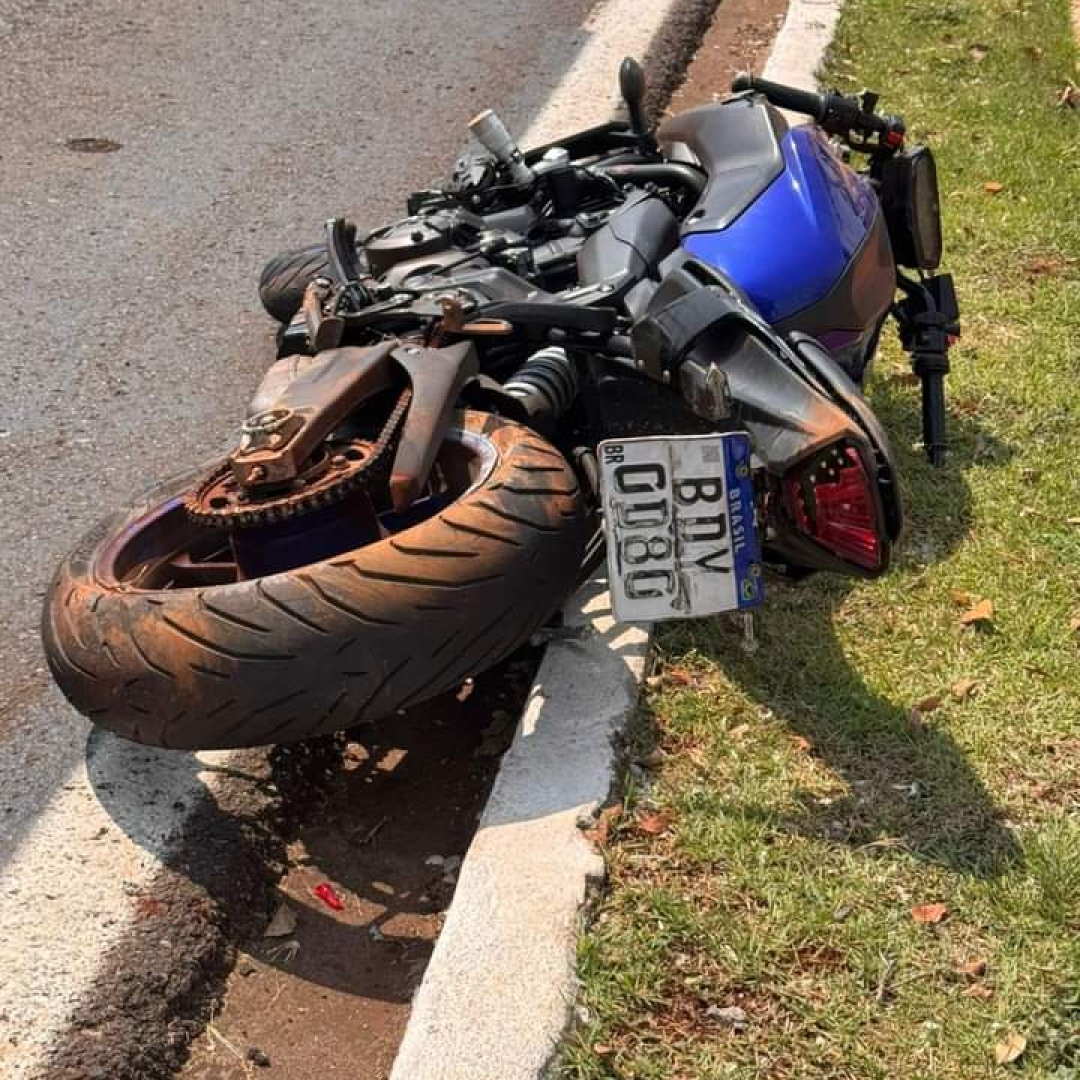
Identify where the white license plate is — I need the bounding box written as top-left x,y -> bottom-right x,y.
599,432 -> 764,623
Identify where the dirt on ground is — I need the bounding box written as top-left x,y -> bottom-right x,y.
666,0 -> 789,116
178,651 -> 538,1080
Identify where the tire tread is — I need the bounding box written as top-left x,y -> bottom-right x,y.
43,411 -> 586,749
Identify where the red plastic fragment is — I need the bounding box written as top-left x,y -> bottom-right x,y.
313,882 -> 345,911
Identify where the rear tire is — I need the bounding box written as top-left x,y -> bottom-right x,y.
43,412 -> 587,749
258,244 -> 328,323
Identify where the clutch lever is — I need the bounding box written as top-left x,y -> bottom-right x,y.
324,217 -> 372,310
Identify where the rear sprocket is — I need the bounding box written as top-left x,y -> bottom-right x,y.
185,387 -> 411,528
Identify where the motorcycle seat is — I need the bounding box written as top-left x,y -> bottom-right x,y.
659,97 -> 788,233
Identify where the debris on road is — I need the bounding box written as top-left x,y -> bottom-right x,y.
247,1046 -> 272,1068
264,903 -> 297,939
65,136 -> 123,153
313,883 -> 344,911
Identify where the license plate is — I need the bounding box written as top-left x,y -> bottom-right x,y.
599,432 -> 764,623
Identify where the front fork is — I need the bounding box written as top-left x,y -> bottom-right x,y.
894,272 -> 961,467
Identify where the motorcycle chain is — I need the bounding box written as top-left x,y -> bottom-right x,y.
185,387 -> 413,528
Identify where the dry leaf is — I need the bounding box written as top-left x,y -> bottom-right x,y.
952,677 -> 980,701
587,804 -> 623,845
907,707 -> 927,735
376,747 -> 408,772
965,982 -> 995,999
889,370 -> 921,388
984,181 -> 1005,194
911,902 -> 949,924
950,588 -> 974,608
592,1043 -> 613,1056
1023,45 -> 1044,60
956,957 -> 988,978
1070,616 -> 1080,635
994,1031 -> 1027,1064
968,43 -> 988,61
666,666 -> 696,686
960,598 -> 995,627
1060,81 -> 1079,109
1023,254 -> 1067,279
917,695 -> 943,714
264,902 -> 297,938
792,735 -> 813,753
728,723 -> 751,740
636,810 -> 672,836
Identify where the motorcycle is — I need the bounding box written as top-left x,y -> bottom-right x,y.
43,60 -> 959,750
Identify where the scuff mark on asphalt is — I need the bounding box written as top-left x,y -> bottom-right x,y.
34,751 -> 283,1080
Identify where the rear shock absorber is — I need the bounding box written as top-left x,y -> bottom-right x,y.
502,346 -> 579,420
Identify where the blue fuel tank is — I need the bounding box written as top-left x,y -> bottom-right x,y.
659,99 -> 896,376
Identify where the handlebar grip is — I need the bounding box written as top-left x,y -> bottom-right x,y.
731,72 -> 827,122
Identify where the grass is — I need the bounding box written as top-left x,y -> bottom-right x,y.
561,1 -> 1080,1077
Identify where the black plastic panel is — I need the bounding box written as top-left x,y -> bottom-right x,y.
576,194 -> 680,301
659,98 -> 788,232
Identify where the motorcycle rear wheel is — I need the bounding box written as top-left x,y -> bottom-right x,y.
43,411 -> 586,749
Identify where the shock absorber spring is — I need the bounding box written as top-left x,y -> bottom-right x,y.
502,346 -> 578,420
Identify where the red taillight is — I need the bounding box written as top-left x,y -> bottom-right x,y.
785,445 -> 882,570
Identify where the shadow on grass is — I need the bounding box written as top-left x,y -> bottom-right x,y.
665,383 -> 1023,880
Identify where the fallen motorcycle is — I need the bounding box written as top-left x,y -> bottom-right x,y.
43,60 -> 959,749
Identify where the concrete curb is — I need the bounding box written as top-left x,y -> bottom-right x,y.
390,585 -> 650,1080
763,0 -> 845,89
389,1 -> 848,1077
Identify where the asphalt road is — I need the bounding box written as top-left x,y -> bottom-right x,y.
0,0 -> 594,753
0,0 -> 599,1072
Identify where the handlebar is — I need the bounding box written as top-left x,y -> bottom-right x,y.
731,72 -> 904,147
731,72 -> 828,121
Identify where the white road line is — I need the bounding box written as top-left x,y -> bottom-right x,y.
520,0 -> 686,147
0,695 -> 235,1078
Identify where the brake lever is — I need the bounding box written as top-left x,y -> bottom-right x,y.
822,90 -> 905,153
